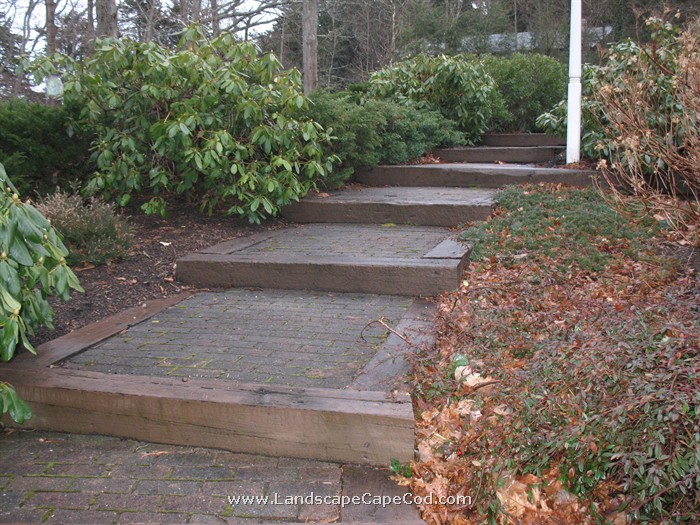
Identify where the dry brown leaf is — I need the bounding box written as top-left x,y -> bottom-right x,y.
496,473 -> 546,519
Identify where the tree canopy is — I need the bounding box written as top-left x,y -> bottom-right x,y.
1,0 -> 698,96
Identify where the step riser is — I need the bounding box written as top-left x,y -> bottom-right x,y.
177,256 -> 468,296
6,368 -> 414,465
283,202 -> 493,226
435,146 -> 563,163
482,133 -> 566,147
356,166 -> 597,188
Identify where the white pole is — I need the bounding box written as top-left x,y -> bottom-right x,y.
566,0 -> 582,163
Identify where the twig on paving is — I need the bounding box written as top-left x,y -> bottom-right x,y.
361,318 -> 412,346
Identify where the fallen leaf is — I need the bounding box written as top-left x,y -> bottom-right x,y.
454,365 -> 474,381
494,404 -> 513,416
417,441 -> 435,463
496,473 -> 541,518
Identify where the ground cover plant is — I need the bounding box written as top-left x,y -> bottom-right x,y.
0,163 -> 83,424
30,27 -> 336,223
403,184 -> 699,524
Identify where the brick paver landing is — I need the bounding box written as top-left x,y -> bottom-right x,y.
63,290 -> 414,389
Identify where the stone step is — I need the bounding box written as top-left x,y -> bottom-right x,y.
482,133 -> 566,147
356,162 -> 597,189
283,186 -> 497,227
176,223 -> 471,297
434,145 -> 563,163
6,291 -> 434,466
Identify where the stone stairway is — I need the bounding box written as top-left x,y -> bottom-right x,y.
6,134 -> 597,473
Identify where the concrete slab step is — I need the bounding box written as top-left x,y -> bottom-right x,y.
177,223 -> 471,296
283,186 -> 497,227
482,133 -> 566,147
434,145 -> 563,163
6,291 -> 435,466
356,162 -> 598,189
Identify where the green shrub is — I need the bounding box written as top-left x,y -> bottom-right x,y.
31,27 -> 337,223
535,64 -> 607,159
365,54 -> 496,143
536,18 -> 691,161
0,162 -> 83,423
37,190 -> 133,266
0,100 -> 92,196
306,91 -> 384,187
307,91 -> 465,188
375,100 -> 465,163
480,53 -> 567,133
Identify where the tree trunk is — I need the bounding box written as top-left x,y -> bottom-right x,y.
86,0 -> 96,42
191,0 -> 202,22
96,0 -> 118,38
211,0 -> 220,36
302,0 -> 318,95
44,0 -> 57,55
143,0 -> 157,42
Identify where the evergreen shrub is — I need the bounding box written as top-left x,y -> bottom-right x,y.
307,91 -> 465,188
365,54 -> 496,143
480,53 -> 567,133
31,28 -> 336,223
0,100 -> 91,196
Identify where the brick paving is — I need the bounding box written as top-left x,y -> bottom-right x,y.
62,290 -> 414,389
0,430 -> 348,524
234,223 -> 449,259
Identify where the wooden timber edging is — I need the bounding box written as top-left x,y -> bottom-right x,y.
434,145 -> 564,164
15,293 -> 193,368
355,164 -> 598,189
282,191 -> 496,227
176,253 -> 470,297
481,133 -> 566,147
3,367 -> 415,465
